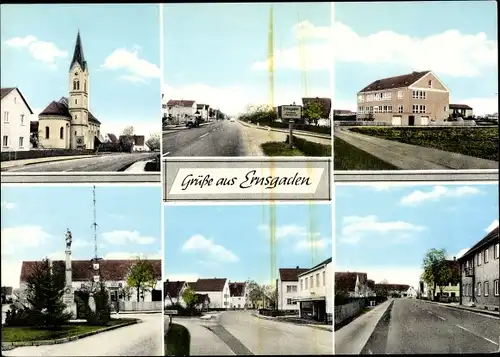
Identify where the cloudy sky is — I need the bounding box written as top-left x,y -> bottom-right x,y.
1,185 -> 161,289
332,1 -> 498,115
335,183 -> 499,289
162,2 -> 331,116
164,203 -> 332,285
1,4 -> 161,138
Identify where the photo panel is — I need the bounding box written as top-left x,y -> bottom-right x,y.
334,182 -> 499,355
161,2 -> 332,158
1,184 -> 163,356
163,203 -> 333,355
1,4 -> 161,182
332,1 -> 498,180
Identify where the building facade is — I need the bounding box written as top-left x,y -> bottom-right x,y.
356,70 -> 450,125
165,100 -> 197,123
277,266 -> 310,311
295,258 -> 333,323
449,104 -> 474,118
1,87 -> 33,152
38,32 -> 101,150
196,104 -> 210,121
458,226 -> 499,310
229,282 -> 248,309
188,278 -> 230,309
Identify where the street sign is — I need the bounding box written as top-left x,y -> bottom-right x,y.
164,310 -> 178,315
281,105 -> 302,120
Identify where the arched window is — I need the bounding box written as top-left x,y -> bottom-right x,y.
45,126 -> 50,139
84,81 -> 87,92
73,79 -> 80,91
60,126 -> 64,139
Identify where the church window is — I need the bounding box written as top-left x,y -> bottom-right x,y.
73,79 -> 80,91
84,81 -> 87,91
45,126 -> 50,139
75,99 -> 78,105
60,127 -> 64,139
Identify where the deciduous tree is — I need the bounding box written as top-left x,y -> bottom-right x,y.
127,258 -> 158,302
146,133 -> 161,151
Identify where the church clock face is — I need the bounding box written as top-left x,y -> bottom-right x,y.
76,138 -> 83,145
74,72 -> 78,76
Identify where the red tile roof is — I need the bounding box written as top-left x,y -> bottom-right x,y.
20,259 -> 161,283
359,70 -> 430,93
279,267 -> 310,282
167,100 -> 195,107
193,278 -> 227,292
229,282 -> 246,297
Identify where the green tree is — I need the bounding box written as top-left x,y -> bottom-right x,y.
303,100 -> 323,125
182,287 -> 198,311
421,248 -> 448,301
146,132 -> 161,151
246,280 -> 264,308
24,258 -> 72,328
127,258 -> 158,302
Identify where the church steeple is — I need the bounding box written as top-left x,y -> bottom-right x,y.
69,31 -> 87,72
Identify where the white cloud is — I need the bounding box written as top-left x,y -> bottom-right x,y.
104,251 -> 161,260
5,35 -> 68,67
400,185 -> 481,205
453,96 -> 499,116
338,215 -> 425,244
165,273 -> 200,282
102,48 -> 160,83
485,219 -> 499,233
182,234 -> 239,262
101,230 -> 156,245
1,200 -> 17,210
258,224 -> 331,251
337,265 -> 423,290
1,226 -> 52,257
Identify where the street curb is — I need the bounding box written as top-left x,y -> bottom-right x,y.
238,120 -> 331,140
360,300 -> 394,354
117,310 -> 162,315
251,313 -> 333,332
1,319 -> 139,348
1,155 -> 96,171
421,300 -> 500,317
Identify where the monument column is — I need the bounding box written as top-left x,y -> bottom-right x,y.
64,229 -> 77,319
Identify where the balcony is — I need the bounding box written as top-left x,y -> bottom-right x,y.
464,267 -> 474,277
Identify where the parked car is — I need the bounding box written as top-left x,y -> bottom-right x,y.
186,117 -> 200,128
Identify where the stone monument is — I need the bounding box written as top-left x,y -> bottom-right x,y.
63,229 -> 77,319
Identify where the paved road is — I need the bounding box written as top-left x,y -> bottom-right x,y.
4,153 -> 157,172
162,121 -> 246,157
3,313 -> 163,356
218,311 -> 332,355
362,299 -> 500,354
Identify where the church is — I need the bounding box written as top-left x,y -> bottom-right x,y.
38,31 -> 101,150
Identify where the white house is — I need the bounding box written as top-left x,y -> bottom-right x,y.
229,282 -> 248,309
277,266 -> 310,312
164,280 -> 188,308
1,87 -> 33,152
196,104 -> 210,121
190,278 -> 230,309
19,259 -> 163,312
405,286 -> 418,298
295,257 -> 333,323
165,99 -> 197,123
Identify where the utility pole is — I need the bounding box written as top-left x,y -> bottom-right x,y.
90,185 -> 102,312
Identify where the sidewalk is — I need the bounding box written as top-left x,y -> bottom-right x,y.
238,120 -> 331,139
251,312 -> 333,332
335,128 -> 498,170
114,310 -> 162,315
335,299 -> 393,355
124,160 -> 148,172
1,155 -> 95,170
422,300 -> 500,317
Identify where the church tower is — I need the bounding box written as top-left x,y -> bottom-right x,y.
68,31 -> 90,149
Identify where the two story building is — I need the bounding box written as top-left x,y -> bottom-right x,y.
295,257 -> 333,323
165,100 -> 197,123
277,266 -> 310,312
356,70 -> 450,126
458,226 -> 499,311
229,282 -> 248,309
1,87 -> 33,152
187,278 -> 230,309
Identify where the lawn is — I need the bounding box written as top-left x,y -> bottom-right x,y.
334,137 -> 397,170
2,319 -> 132,342
262,136 -> 332,157
348,126 -> 499,161
165,323 -> 190,356
261,142 -> 304,156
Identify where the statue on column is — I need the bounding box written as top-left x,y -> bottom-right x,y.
66,229 -> 72,250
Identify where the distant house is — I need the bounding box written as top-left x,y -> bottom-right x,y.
333,109 -> 357,122
196,104 -> 210,121
357,70 -> 450,125
404,286 -> 418,299
166,100 -> 197,123
118,135 -> 148,151
277,266 -> 310,311
1,87 -> 33,152
164,280 -> 188,308
188,278 -> 230,309
103,133 -> 119,144
458,226 -> 499,311
374,283 -> 410,297
449,104 -> 473,118
229,282 -> 248,309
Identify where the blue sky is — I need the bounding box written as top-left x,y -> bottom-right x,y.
162,3 -> 331,115
335,183 -> 499,288
1,4 -> 161,137
334,1 -> 498,115
1,185 -> 161,288
164,203 -> 332,285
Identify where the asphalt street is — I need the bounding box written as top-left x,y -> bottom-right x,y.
362,299 -> 500,354
218,311 -> 333,355
162,121 -> 246,157
3,313 -> 163,356
4,153 -> 157,172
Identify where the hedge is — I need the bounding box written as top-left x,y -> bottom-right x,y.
258,309 -> 289,317
1,149 -> 95,162
286,135 -> 331,157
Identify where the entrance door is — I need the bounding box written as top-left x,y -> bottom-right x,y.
409,115 -> 415,126
391,116 -> 402,126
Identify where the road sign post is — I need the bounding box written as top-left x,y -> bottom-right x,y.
280,105 -> 302,148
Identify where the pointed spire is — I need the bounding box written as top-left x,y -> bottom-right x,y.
69,30 -> 87,72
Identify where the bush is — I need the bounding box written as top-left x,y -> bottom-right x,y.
86,285 -> 112,326
165,323 -> 190,356
168,303 -> 202,317
258,309 -> 288,317
5,306 -> 39,327
287,135 -> 331,157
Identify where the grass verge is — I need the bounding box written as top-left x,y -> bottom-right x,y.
334,137 -> 398,170
261,136 -> 331,157
165,323 -> 190,356
349,126 -> 499,161
261,142 -> 304,156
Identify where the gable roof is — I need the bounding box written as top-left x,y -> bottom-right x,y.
299,257 -> 332,277
167,100 -> 195,107
359,70 -> 430,93
335,272 -> 368,292
302,97 -> 332,118
20,259 -> 161,283
107,133 -> 118,143
229,282 -> 246,297
450,104 -> 473,110
164,280 -> 186,299
279,267 -> 310,282
1,87 -> 34,114
458,226 -> 499,261
39,97 -> 100,124
70,31 -> 87,72
194,278 -> 227,292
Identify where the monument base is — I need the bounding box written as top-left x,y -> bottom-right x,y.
63,293 -> 77,319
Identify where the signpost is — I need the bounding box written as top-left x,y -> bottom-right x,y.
280,105 -> 302,148
164,309 -> 178,324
